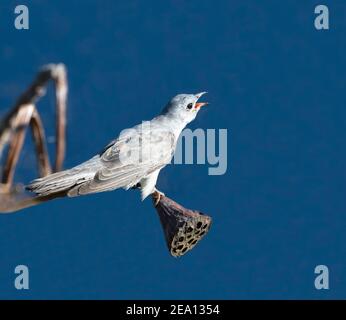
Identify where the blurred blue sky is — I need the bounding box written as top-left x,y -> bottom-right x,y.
0,0 -> 346,299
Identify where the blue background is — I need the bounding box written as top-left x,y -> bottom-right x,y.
0,0 -> 345,299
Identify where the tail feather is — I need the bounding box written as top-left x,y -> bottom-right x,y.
26,169 -> 88,196
26,156 -> 100,197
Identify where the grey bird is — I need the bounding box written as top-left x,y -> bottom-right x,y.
26,92 -> 208,202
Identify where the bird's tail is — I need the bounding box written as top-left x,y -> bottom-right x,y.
26,156 -> 100,197
26,169 -> 84,196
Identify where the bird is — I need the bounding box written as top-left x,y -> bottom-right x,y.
26,92 -> 208,203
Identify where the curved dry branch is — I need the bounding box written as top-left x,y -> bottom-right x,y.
0,64 -> 67,193
0,63 -> 67,169
1,104 -> 35,192
30,108 -> 52,177
54,66 -> 67,172
0,63 -> 67,199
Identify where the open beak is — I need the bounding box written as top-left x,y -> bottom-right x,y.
195,92 -> 208,109
195,102 -> 208,109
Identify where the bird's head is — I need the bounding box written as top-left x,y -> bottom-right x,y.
161,92 -> 208,124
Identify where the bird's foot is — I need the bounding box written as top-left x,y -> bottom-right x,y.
153,189 -> 165,206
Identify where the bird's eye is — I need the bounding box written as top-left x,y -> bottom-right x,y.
186,103 -> 193,110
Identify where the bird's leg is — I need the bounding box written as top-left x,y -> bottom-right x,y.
153,188 -> 165,206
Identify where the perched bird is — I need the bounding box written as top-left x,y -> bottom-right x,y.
26,92 -> 208,202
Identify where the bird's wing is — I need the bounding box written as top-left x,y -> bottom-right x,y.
71,124 -> 175,195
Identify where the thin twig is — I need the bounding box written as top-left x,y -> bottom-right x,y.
53,65 -> 68,172
30,108 -> 52,177
1,104 -> 35,192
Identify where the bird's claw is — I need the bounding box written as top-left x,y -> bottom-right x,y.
153,189 -> 165,206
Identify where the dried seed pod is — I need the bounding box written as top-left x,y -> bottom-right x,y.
152,192 -> 212,257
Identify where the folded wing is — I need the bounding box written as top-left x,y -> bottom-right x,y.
68,123 -> 175,196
